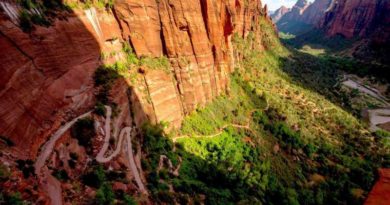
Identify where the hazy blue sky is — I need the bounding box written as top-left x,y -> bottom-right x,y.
263,0 -> 314,11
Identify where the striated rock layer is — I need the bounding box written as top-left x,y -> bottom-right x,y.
0,0 -> 271,157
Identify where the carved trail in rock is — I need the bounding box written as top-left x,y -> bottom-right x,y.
95,106 -> 147,194
34,111 -> 92,205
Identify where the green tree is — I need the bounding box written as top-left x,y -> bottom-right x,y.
96,183 -> 114,205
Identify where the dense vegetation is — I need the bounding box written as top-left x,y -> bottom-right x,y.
140,18 -> 389,205
279,30 -> 390,83
71,117 -> 96,150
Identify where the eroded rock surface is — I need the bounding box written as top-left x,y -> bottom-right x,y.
0,0 -> 271,158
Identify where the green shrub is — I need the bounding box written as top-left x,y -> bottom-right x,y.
304,143 -> 317,158
375,130 -> 390,138
93,66 -> 119,87
253,110 -> 270,125
19,10 -> 33,32
53,169 -> 69,181
123,195 -> 137,205
96,183 -> 115,205
71,117 -> 95,147
4,192 -> 25,205
17,0 -> 36,9
94,102 -> 106,116
30,13 -> 50,27
272,122 -> 304,150
82,165 -> 105,188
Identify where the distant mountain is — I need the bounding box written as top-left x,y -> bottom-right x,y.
276,0 -> 332,35
276,0 -> 390,64
270,6 -> 290,23
276,0 -> 390,40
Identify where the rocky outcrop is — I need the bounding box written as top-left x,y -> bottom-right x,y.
0,0 -> 271,157
271,6 -> 289,23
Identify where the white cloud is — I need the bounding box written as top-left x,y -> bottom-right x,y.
263,0 -> 314,11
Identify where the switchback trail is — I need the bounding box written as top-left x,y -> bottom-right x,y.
172,109 -> 259,142
95,106 -> 147,193
34,111 -> 92,205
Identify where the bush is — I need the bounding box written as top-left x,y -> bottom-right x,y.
4,192 -> 24,205
53,169 -> 69,181
304,143 -> 317,158
96,183 -> 115,205
94,102 -> 106,117
19,10 -> 33,32
253,111 -> 270,125
71,117 -> 96,147
272,122 -> 304,150
18,0 -> 36,9
93,66 -> 119,87
123,195 -> 137,205
82,165 -> 105,188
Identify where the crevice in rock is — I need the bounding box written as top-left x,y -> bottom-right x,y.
199,0 -> 210,40
126,88 -> 137,128
111,6 -> 125,40
142,75 -> 158,122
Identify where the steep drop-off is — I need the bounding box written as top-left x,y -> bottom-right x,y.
0,0 -> 270,157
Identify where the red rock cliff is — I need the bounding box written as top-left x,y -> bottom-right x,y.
0,0 -> 271,157
321,0 -> 389,39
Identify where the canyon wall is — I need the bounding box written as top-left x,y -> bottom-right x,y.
322,0 -> 390,40
276,0 -> 332,34
275,0 -> 390,41
0,0 -> 271,157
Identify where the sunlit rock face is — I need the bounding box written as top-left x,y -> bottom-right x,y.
0,0 -> 271,157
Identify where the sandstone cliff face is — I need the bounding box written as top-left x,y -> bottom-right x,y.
323,0 -> 378,38
0,0 -> 271,157
322,0 -> 390,40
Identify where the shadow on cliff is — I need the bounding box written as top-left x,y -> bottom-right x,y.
0,2 -> 150,158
